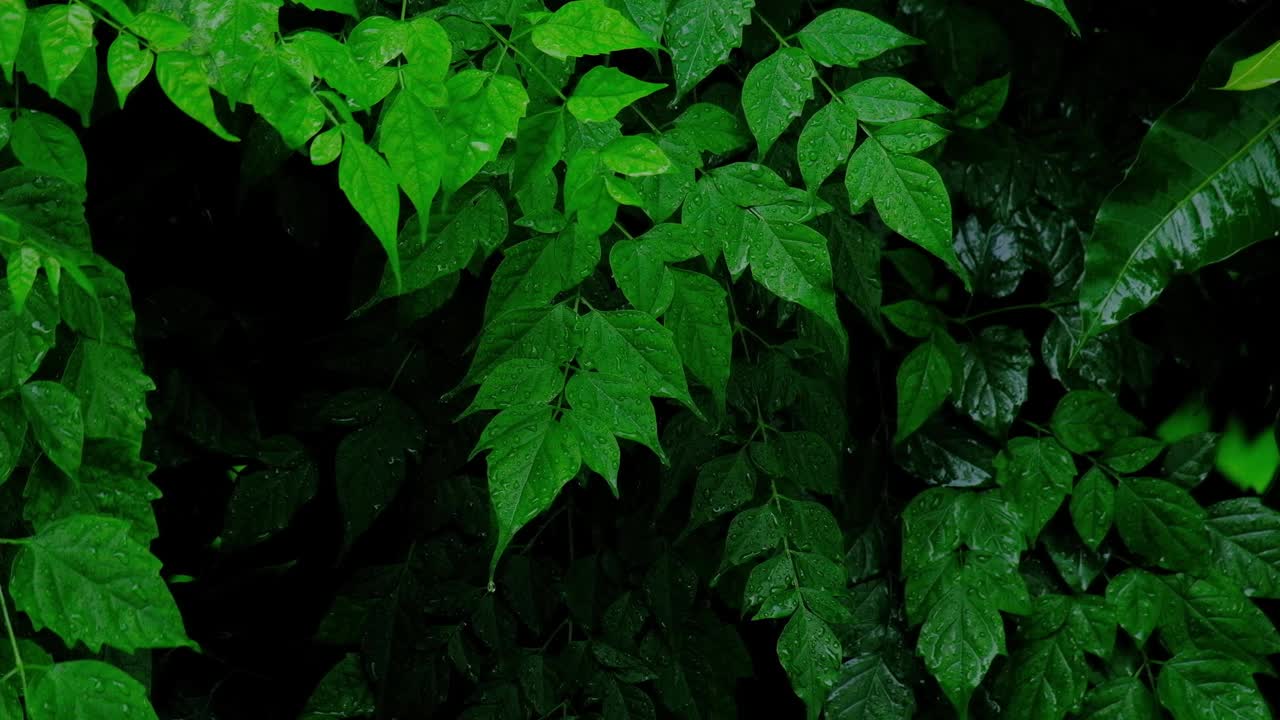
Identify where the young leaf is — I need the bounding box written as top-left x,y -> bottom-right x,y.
338,131 -> 401,287
1114,477 -> 1210,573
796,9 -> 921,68
27,660 -> 160,720
796,100 -> 859,190
9,110 -> 87,185
155,51 -> 239,141
474,404 -> 583,576
309,125 -> 342,165
1220,39 -> 1280,91
1079,82 -> 1280,337
1157,651 -> 1270,720
106,34 -> 153,108
1070,467 -> 1114,550
531,0 -> 659,59
742,48 -> 815,157
10,515 -> 191,652
895,340 -> 952,444
568,66 -> 665,123
777,609 -> 841,720
20,380 -> 83,480
667,0 -> 754,98
37,3 -> 94,96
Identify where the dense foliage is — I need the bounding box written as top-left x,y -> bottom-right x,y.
3,0 -> 1280,717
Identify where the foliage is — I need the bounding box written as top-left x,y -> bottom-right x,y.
2,0 -> 1280,718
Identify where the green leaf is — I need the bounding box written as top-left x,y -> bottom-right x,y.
27,660 -> 160,720
474,405 -> 582,575
378,88 -> 443,225
841,78 -> 947,124
247,51 -> 325,149
568,66 -> 665,123
1050,390 -> 1143,454
338,131 -> 401,288
20,381 -> 83,480
0,0 -> 24,82
688,450 -> 755,531
1079,82 -> 1280,337
609,223 -> 699,315
672,102 -> 749,154
1220,39 -> 1280,91
1002,625 -> 1088,720
484,228 -> 597,321
336,406 -> 421,548
1070,467 -> 1114,550
403,15 -> 451,80
751,432 -> 837,495
797,9 -> 921,68
10,515 -> 191,652
577,309 -> 696,411
1106,569 -> 1172,645
995,437 -> 1076,541
566,371 -> 664,460
440,71 -> 529,192
188,0 -> 280,103
881,300 -> 942,338
825,652 -> 916,720
105,35 -> 152,109
797,100 -> 859,190
600,136 -> 671,176
1160,575 -> 1280,663
222,438 -> 317,548
955,75 -> 1010,129
1163,432 -> 1220,488
25,439 -> 161,546
37,3 -> 94,96
347,16 -> 403,67
918,577 -> 1004,717
300,654 -> 375,720
462,359 -> 565,418
1101,437 -> 1164,473
513,109 -> 566,194
531,0 -> 659,59
6,245 -> 37,313
462,304 -> 580,388
746,218 -> 841,335
561,407 -> 619,494
742,48 -> 815,157
777,609 -> 841,720
126,12 -> 190,50
873,119 -> 949,154
1022,0 -> 1080,35
1079,678 -> 1158,719
1157,651 -> 1270,720
155,51 -> 239,141
1114,477 -> 1210,573
667,0 -> 753,98
895,340 -> 952,444
1206,498 -> 1280,599
9,110 -> 87,185
309,126 -> 342,165
953,326 -> 1031,436
666,269 -> 731,412
852,141 -> 968,288
294,0 -> 357,15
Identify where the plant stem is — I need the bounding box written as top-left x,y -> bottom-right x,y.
479,20 -> 569,103
956,300 -> 1071,324
0,582 -> 28,699
753,10 -> 791,48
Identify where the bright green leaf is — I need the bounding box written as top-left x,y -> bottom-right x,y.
742,47 -> 815,157
155,51 -> 239,141
667,0 -> 753,98
568,66 -> 665,123
797,100 -> 859,189
27,660 -> 160,720
531,0 -> 659,59
106,34 -> 152,109
895,340 -> 952,444
9,110 -> 87,185
338,131 -> 401,288
797,9 -> 921,68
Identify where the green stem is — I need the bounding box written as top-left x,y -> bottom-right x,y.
753,10 -> 791,48
956,300 -> 1071,324
479,20 -> 569,103
0,581 -> 28,699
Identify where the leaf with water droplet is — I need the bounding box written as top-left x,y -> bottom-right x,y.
27,660 -> 161,720
742,47 -> 815,157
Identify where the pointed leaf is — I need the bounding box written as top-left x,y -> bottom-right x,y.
27,660 -> 160,720
38,4 -> 94,96
895,340 -> 952,444
568,66 -> 665,123
9,110 -> 87,185
155,51 -> 238,141
338,131 -> 401,287
953,326 -> 1031,436
742,48 -> 815,156
1071,467 -> 1114,550
797,100 -> 859,190
667,0 -> 753,98
1115,477 -> 1210,573
778,609 -> 841,720
531,0 -> 659,59
1157,651 -> 1270,720
106,34 -> 152,108
797,9 -> 921,68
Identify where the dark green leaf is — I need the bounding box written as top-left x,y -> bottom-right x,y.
1157,651 -> 1270,720
667,0 -> 753,98
20,381 -> 83,480
27,660 -> 159,720
742,48 -> 815,157
1050,390 -> 1143,454
1206,498 -> 1280,599
1079,678 -> 1158,719
894,339 -> 952,444
994,436 -> 1075,540
1070,467 -> 1114,550
953,326 -> 1031,436
1114,477 -> 1210,573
